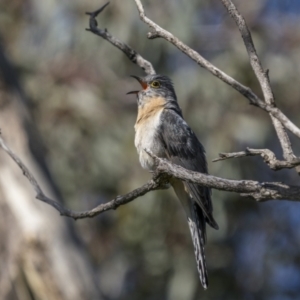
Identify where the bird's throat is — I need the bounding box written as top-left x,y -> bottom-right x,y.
136,96 -> 166,124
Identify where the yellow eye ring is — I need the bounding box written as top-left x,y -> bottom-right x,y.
151,80 -> 160,88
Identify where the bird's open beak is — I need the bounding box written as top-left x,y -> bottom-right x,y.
126,75 -> 148,95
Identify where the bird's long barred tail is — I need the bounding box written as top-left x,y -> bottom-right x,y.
187,202 -> 208,289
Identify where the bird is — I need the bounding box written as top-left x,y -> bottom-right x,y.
127,74 -> 218,289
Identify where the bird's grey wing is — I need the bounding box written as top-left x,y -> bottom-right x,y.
159,108 -> 218,289
159,108 -> 218,229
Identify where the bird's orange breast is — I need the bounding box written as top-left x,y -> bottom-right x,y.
135,96 -> 166,125
134,96 -> 167,170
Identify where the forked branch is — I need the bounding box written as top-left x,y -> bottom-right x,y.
86,2 -> 155,75
132,0 -> 300,176
219,0 -> 294,161
1,133 -> 300,223
133,0 -> 300,143
1,2 -> 300,221
151,153 -> 300,201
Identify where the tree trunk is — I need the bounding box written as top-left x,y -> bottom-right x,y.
0,51 -> 102,300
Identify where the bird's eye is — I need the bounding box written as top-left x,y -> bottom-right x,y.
151,80 -> 160,88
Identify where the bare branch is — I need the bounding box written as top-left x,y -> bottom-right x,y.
1,133 -> 300,226
0,134 -> 166,220
150,155 -> 300,202
86,2 -> 155,75
1,3 -> 299,223
219,0 -> 294,162
213,148 -> 300,171
220,0 -> 274,104
133,0 -> 300,141
264,106 -> 300,140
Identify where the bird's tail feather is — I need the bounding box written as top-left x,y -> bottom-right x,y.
187,201 -> 208,289
171,180 -> 209,289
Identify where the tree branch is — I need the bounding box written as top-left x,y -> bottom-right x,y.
0,133 -> 167,220
150,154 -> 300,202
213,148 -> 300,171
1,132 -> 300,224
86,2 -> 155,75
219,0 -> 295,162
1,2 -> 299,223
133,0 -> 300,142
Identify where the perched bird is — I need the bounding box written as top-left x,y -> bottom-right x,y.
127,74 -> 218,289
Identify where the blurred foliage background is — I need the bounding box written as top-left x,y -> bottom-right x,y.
1,0 -> 300,299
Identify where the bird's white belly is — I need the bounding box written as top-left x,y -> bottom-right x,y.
134,110 -> 165,170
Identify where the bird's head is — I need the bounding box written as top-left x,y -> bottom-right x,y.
127,74 -> 177,107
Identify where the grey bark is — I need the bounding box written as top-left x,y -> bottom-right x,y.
0,46 -> 102,299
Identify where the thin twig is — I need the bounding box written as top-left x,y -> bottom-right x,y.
133,0 -> 300,140
86,2 -> 155,75
213,148 -> 300,171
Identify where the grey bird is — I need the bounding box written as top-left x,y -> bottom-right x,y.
127,74 -> 218,289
